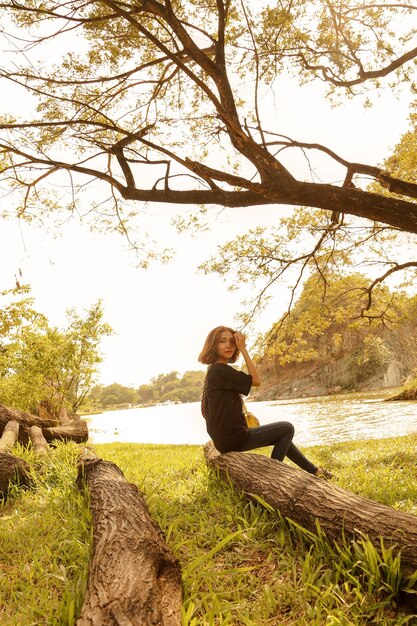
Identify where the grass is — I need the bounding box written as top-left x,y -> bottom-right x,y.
1,435 -> 417,624
0,442 -> 91,625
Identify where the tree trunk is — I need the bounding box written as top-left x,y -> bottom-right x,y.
204,441 -> 417,576
29,425 -> 50,455
43,418 -> 89,444
76,449 -> 182,626
59,406 -> 70,424
0,451 -> 30,495
0,420 -> 19,452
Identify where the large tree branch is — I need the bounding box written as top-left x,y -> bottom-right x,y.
300,44 -> 417,87
2,128 -> 417,231
103,0 -> 296,189
1,0 -> 417,247
4,123 -> 416,206
264,134 -> 417,199
119,181 -> 417,235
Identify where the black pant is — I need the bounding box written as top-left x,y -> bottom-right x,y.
238,421 -> 318,474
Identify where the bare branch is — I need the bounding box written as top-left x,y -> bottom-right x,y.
362,262 -> 417,313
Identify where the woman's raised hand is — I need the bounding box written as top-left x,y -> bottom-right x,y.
234,330 -> 260,385
234,331 -> 247,351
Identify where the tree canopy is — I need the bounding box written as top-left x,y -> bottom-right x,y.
1,1 -> 417,322
0,1 -> 417,227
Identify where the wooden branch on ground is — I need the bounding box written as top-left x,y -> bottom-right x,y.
76,449 -> 182,626
0,420 -> 19,452
0,404 -> 88,445
43,418 -> 89,444
29,425 -> 50,455
204,441 -> 417,576
0,403 -> 57,434
0,451 -> 30,495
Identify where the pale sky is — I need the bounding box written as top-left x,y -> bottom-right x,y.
0,24 -> 415,388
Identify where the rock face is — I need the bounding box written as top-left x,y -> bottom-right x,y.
383,361 -> 402,387
250,304 -> 417,401
252,354 -> 404,402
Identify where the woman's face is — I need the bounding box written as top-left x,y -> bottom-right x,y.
216,330 -> 236,363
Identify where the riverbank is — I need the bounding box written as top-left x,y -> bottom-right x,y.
1,435 -> 417,624
81,384 -> 404,416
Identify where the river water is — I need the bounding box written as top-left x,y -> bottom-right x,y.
84,390 -> 417,447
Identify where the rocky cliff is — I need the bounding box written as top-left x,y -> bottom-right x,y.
251,325 -> 413,402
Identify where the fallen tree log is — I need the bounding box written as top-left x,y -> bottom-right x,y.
43,418 -> 88,444
76,449 -> 182,626
0,404 -> 57,445
29,425 -> 50,455
0,420 -> 19,452
0,451 -> 30,495
204,441 -> 417,576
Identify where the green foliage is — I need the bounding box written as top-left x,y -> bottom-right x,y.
251,269 -> 417,391
137,370 -> 205,405
372,104 -> 417,189
0,285 -> 42,337
256,271 -> 397,363
200,207 -> 412,331
0,299 -> 112,414
136,383 -> 155,404
86,370 -> 206,410
89,382 -> 139,410
347,336 -> 393,384
256,1 -> 413,90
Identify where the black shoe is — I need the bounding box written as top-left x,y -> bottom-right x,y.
315,468 -> 333,480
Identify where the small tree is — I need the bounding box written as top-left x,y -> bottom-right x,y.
0,300 -> 112,414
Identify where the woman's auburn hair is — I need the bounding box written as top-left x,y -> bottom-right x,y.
198,326 -> 239,365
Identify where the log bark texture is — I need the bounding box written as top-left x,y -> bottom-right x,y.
29,425 -> 50,455
0,404 -> 57,445
43,418 -> 88,444
204,442 -> 417,575
76,450 -> 182,626
0,451 -> 30,495
0,420 -> 19,451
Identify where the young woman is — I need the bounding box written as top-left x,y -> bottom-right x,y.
199,325 -> 332,479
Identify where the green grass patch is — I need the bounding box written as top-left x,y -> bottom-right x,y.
1,435 -> 417,624
0,442 -> 91,625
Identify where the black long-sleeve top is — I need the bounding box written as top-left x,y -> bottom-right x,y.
202,363 -> 252,452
